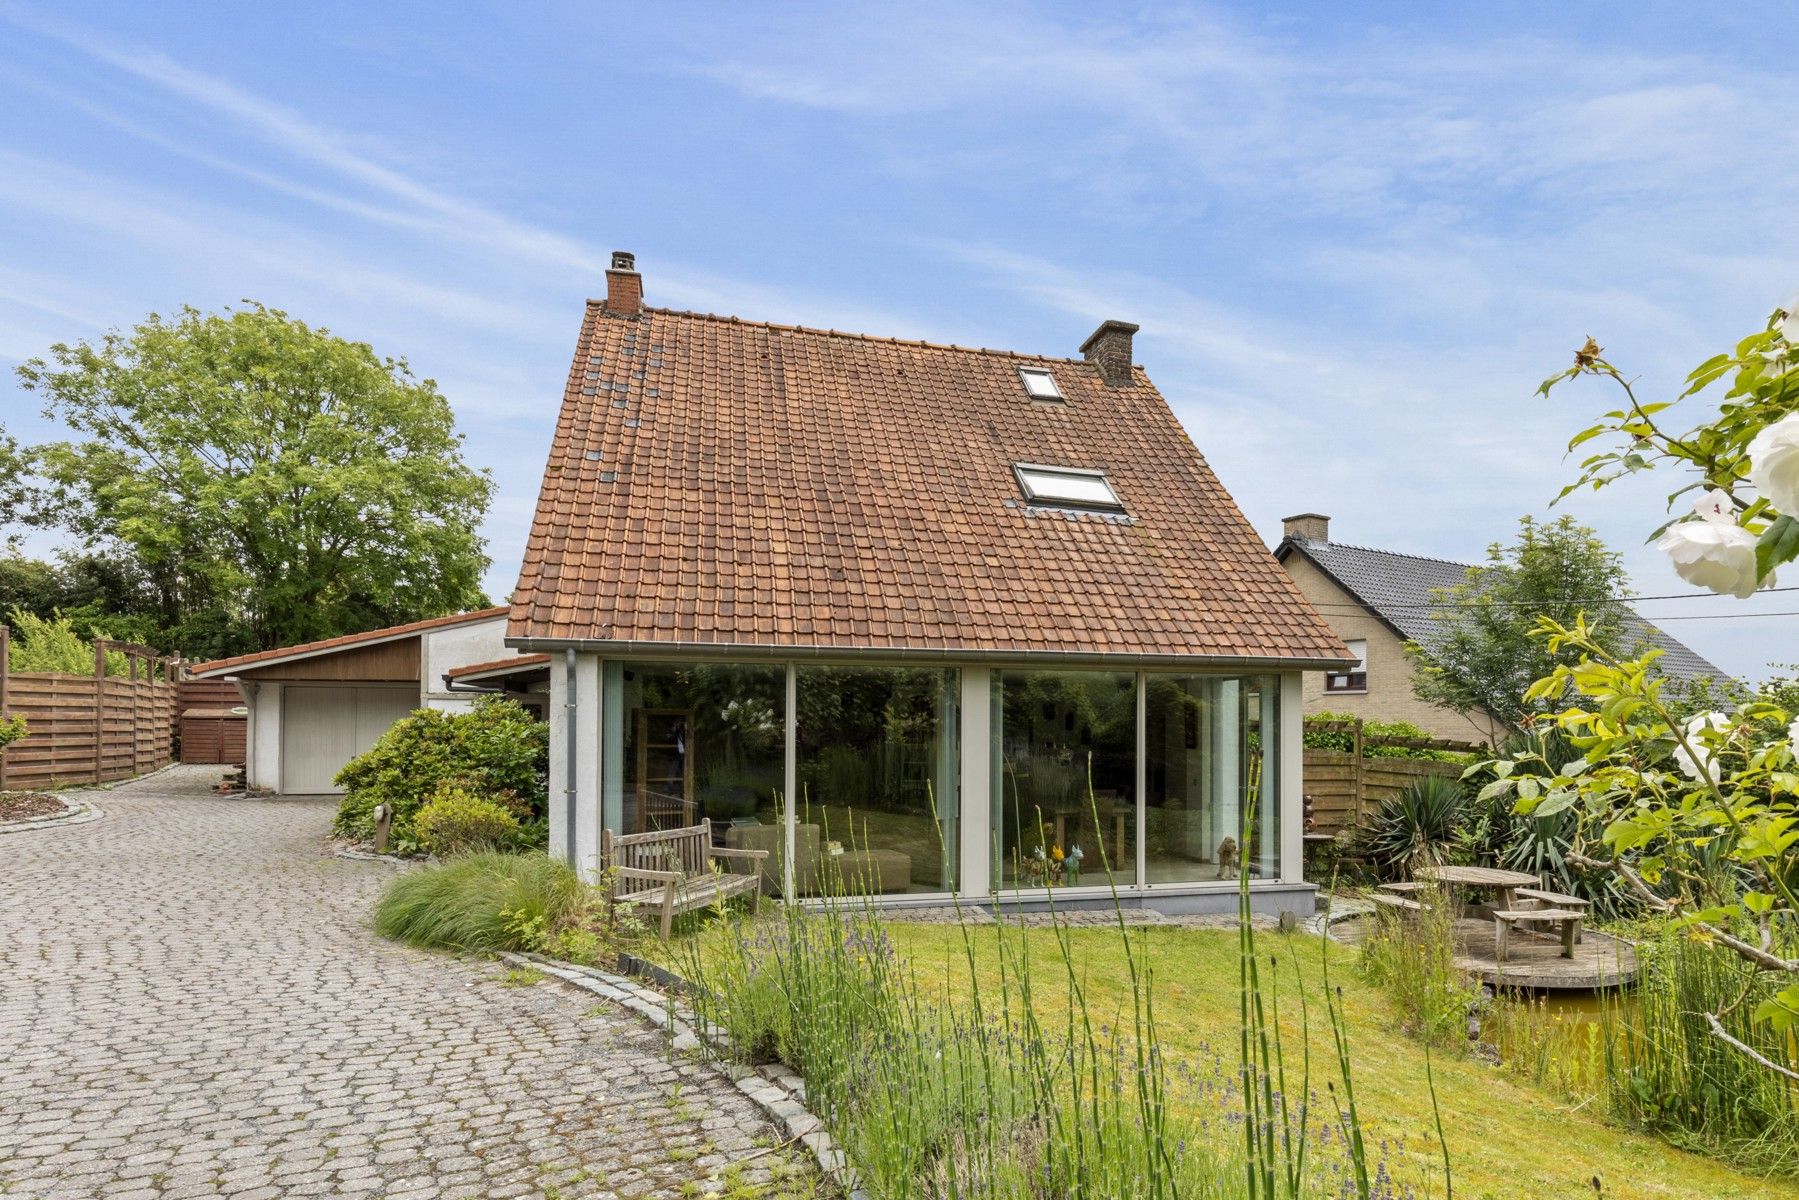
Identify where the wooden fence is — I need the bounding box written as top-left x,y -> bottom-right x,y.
1303,718 -> 1484,838
0,627 -> 180,792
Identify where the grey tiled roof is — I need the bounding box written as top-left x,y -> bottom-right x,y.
1280,538 -> 1730,686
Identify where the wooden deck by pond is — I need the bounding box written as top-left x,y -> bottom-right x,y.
1335,913 -> 1638,991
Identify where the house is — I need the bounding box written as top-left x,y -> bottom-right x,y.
501,252 -> 1351,916
1274,513 -> 1728,745
189,609 -> 544,794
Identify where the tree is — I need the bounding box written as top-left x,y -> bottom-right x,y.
15,304 -> 493,657
1485,307 -> 1799,1082
1408,514 -> 1634,729
0,424 -> 29,550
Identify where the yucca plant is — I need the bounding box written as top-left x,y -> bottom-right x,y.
1362,775 -> 1465,878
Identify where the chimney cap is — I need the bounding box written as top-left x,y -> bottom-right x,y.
610,250 -> 637,272
1079,319 -> 1141,357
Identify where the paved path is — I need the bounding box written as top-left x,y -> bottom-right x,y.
0,767 -> 818,1200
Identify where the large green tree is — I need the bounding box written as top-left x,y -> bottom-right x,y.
15,304 -> 492,657
1408,514 -> 1635,729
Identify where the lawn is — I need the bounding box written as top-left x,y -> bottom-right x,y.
671,916 -> 1794,1200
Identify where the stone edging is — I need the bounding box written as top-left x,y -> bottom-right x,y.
499,950 -> 869,1200
0,799 -> 103,835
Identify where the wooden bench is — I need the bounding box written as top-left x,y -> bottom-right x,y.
602,820 -> 768,938
1493,908 -> 1582,961
1367,892 -> 1426,915
1378,881 -> 1429,894
1514,887 -> 1589,944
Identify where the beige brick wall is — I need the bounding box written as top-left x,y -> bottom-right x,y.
1281,551 -> 1504,745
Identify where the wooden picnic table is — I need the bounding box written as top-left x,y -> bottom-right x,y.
1416,864 -> 1539,911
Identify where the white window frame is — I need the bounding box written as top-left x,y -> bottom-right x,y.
1325,639 -> 1368,693
1017,366 -> 1064,401
1012,462 -> 1124,512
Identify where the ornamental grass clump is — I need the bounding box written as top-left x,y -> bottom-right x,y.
373,850 -> 582,955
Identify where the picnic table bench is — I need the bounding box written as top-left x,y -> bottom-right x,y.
602,820 -> 767,938
1367,892 -> 1427,915
1514,887 -> 1589,943
1493,907 -> 1582,961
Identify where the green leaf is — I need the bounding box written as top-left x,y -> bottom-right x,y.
1755,514 -> 1799,580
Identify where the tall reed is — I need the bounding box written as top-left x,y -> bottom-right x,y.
1601,925 -> 1799,1173
676,765 -> 1431,1197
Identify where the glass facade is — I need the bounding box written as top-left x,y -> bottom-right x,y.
991,670 -> 1137,888
595,661 -> 1286,898
795,666 -> 960,895
1143,674 -> 1280,883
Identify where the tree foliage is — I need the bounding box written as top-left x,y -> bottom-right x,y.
1408,515 -> 1634,730
14,303 -> 492,658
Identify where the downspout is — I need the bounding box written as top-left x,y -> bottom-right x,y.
563,649 -> 578,870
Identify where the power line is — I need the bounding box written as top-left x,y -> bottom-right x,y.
1299,586 -> 1798,613
1625,610 -> 1799,622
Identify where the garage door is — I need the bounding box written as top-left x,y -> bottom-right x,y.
280,685 -> 419,794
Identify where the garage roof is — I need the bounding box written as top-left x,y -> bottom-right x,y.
189,608 -> 509,678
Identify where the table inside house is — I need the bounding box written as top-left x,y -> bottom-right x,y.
1416,864 -> 1539,911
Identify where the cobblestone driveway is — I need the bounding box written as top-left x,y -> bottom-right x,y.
0,767 -> 817,1199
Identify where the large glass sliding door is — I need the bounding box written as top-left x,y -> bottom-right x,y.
608,663 -> 788,889
1143,673 -> 1280,883
796,666 -> 960,896
991,670 -> 1137,887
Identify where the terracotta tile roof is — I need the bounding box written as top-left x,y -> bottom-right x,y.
190,608 -> 510,677
446,653 -> 552,680
510,303 -> 1349,662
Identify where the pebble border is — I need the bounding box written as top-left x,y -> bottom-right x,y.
500,950 -> 870,1200
0,798 -> 103,835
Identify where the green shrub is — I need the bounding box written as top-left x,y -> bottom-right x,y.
373,851 -> 583,954
333,696 -> 546,848
413,783 -> 521,856
0,713 -> 26,752
5,608 -> 133,675
1361,775 -> 1466,877
1305,711 -> 1473,763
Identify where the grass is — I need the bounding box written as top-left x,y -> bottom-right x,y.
876,922 -> 1791,1200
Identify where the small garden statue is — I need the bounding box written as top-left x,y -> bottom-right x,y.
1065,843 -> 1082,885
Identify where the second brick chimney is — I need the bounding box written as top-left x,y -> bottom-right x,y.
1282,513 -> 1330,543
1080,319 -> 1139,386
603,250 -> 642,317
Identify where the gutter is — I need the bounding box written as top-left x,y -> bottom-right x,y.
504,637 -> 1349,671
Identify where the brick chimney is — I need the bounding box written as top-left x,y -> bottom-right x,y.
603,250 -> 642,317
1080,319 -> 1140,386
1282,513 -> 1330,543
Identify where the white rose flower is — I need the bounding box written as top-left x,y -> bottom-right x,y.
1673,711 -> 1730,782
1779,298 -> 1799,344
1656,491 -> 1767,598
1747,410 -> 1799,516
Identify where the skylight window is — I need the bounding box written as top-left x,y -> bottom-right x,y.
1018,367 -> 1064,401
1014,463 -> 1124,511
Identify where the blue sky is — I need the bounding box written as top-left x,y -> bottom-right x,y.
1,2 -> 1794,679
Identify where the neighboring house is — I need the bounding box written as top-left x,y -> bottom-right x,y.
502,252 -> 1352,917
1273,513 -> 1729,746
190,609 -> 543,795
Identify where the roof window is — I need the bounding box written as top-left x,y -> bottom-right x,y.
1018,366 -> 1064,401
1014,463 -> 1124,511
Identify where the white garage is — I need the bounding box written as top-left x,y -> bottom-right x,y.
190,608 -> 543,795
